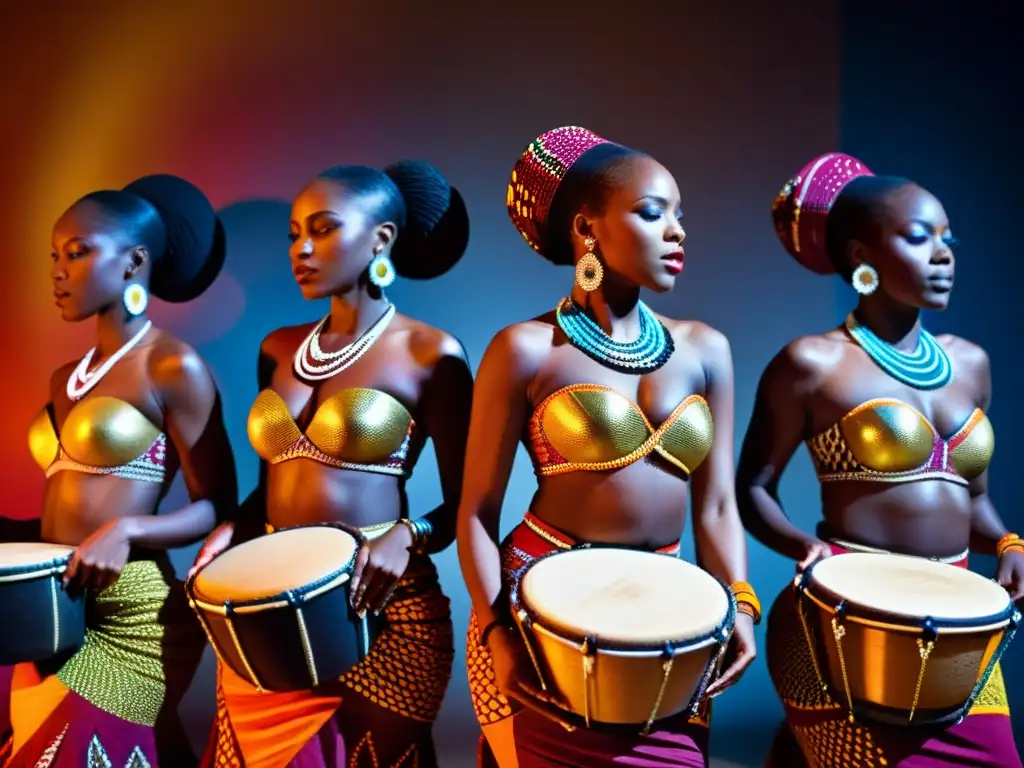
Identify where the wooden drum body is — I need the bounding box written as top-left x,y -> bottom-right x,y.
511,547 -> 735,732
0,542 -> 85,665
796,552 -> 1020,726
187,524 -> 382,692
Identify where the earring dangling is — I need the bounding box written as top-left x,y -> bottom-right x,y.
368,247 -> 396,289
851,264 -> 879,295
575,236 -> 603,292
123,284 -> 148,316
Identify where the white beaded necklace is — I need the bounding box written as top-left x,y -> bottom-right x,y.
293,304 -> 395,383
66,320 -> 153,402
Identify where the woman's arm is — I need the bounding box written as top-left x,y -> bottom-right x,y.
735,340 -> 825,565
957,343 -> 1024,600
456,326 -> 537,637
961,345 -> 1011,553
690,327 -> 747,584
125,344 -> 238,549
407,334 -> 474,554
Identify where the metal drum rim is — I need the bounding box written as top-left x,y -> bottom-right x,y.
799,565 -> 1015,633
514,546 -> 736,652
186,522 -> 362,612
0,553 -> 73,584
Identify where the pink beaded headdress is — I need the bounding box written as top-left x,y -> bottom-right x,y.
507,126 -> 610,255
771,152 -> 874,275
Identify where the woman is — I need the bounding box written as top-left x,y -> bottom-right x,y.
738,152 -> 1024,767
2,174 -> 236,766
458,125 -> 760,768
191,160 -> 472,767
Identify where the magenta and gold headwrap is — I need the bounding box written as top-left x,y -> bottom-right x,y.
771,153 -> 874,275
506,126 -> 610,255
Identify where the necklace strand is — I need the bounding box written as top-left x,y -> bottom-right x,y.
66,320 -> 153,401
844,312 -> 952,390
555,297 -> 673,374
293,304 -> 396,383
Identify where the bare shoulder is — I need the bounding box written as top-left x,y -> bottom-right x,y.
146,332 -> 214,394
937,334 -> 989,379
397,314 -> 470,371
762,331 -> 846,395
482,316 -> 554,380
667,319 -> 730,355
260,322 -> 315,364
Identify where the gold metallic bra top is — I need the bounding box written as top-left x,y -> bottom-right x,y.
528,384 -> 714,476
28,396 -> 167,483
807,398 -> 993,485
247,387 -> 414,476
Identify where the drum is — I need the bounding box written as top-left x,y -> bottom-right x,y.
0,542 -> 85,665
511,546 -> 735,732
187,524 -> 382,692
796,552 -> 1020,726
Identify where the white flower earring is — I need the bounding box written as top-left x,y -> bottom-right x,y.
368,245 -> 395,288
123,284 -> 148,316
851,264 -> 879,295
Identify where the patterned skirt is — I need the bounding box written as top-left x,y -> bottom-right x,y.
765,541 -> 1022,768
201,553 -> 454,768
0,558 -> 205,767
467,512 -> 713,768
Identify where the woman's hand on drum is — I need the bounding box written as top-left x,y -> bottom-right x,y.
997,549 -> 1024,602
63,517 -> 135,593
188,521 -> 236,581
705,612 -> 757,699
797,538 -> 832,572
350,524 -> 412,616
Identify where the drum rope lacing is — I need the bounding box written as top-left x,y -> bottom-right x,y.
797,571 -> 1023,726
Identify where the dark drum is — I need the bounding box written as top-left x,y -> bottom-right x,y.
187,524 -> 381,692
0,543 -> 85,665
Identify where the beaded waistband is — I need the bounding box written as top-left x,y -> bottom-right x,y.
521,511 -> 680,555
828,536 -> 969,566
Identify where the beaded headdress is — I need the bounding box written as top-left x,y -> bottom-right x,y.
506,126 -> 610,255
771,153 -> 874,275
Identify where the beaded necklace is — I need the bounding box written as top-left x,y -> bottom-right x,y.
555,297 -> 673,374
845,312 -> 952,390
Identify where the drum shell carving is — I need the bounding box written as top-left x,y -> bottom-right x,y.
188,525 -> 383,692
512,547 -> 735,729
0,544 -> 85,665
799,555 -> 1017,726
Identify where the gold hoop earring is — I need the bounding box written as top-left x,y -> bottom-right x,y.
575,237 -> 603,292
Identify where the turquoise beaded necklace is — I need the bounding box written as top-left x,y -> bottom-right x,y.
844,312 -> 952,390
555,297 -> 673,374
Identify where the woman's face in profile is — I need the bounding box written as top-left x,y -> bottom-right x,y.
51,200 -> 133,322
586,156 -> 687,294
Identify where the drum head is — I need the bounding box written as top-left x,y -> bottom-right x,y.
0,542 -> 75,570
194,526 -> 358,604
810,553 -> 1010,621
520,548 -> 729,647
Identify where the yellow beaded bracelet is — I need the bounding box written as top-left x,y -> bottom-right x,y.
730,581 -> 762,625
996,533 -> 1024,558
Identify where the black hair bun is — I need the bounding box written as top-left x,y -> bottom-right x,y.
384,160 -> 469,280
123,174 -> 227,302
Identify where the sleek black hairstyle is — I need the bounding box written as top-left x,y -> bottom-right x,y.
543,143 -> 648,266
315,159 -> 469,280
825,174 -> 915,280
75,174 -> 226,302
